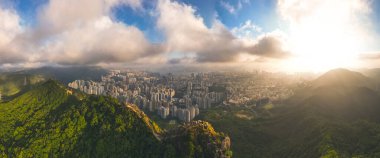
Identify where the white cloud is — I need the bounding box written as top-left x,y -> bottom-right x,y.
231,20 -> 262,39
220,0 -> 249,15
0,0 -> 165,66
157,0 -> 291,63
35,0 -> 159,65
157,0 -> 242,62
0,8 -> 20,47
0,7 -> 25,63
38,0 -> 142,35
220,1 -> 236,14
0,0 -> 292,68
43,16 -> 161,65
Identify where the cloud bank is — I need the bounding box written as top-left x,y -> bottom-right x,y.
1,0 -> 377,70
0,0 -> 294,67
0,7 -> 24,63
157,0 -> 290,64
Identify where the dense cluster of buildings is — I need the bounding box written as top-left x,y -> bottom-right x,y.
68,70 -> 225,122
222,72 -> 295,106
68,80 -> 105,95
68,70 -> 297,122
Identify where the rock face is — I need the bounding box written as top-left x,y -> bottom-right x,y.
162,120 -> 233,158
221,136 -> 231,153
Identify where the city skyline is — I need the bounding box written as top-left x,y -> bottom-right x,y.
0,0 -> 380,72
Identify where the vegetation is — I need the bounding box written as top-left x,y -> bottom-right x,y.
162,121 -> 232,158
26,66 -> 109,84
200,69 -> 380,158
0,80 -> 231,157
0,73 -> 45,98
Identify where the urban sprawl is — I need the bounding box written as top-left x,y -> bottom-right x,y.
68,70 -> 301,122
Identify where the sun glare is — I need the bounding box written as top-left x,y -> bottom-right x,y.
280,0 -> 371,72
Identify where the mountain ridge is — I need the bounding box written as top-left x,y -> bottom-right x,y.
273,69 -> 380,157
199,68 -> 380,158
0,80 -> 231,157
312,68 -> 376,90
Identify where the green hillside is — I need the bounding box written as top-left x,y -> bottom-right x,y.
200,69 -> 380,158
26,66 -> 109,84
0,80 -> 231,157
0,73 -> 45,97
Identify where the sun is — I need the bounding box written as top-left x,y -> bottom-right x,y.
278,0 -> 371,72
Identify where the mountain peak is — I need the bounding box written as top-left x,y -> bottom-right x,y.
313,68 -> 375,89
323,68 -> 359,77
43,79 -> 61,86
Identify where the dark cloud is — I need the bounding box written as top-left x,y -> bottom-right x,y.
168,56 -> 195,64
246,35 -> 290,58
0,51 -> 26,64
196,51 -> 239,63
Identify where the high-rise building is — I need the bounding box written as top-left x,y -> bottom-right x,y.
184,110 -> 191,122
170,105 -> 177,117
195,105 -> 200,116
189,106 -> 195,119
158,106 -> 169,119
149,101 -> 154,112
184,96 -> 192,107
24,76 -> 27,86
177,109 -> 185,121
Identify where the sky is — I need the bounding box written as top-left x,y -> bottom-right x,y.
0,0 -> 379,72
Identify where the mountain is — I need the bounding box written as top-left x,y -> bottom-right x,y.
0,66 -> 108,99
360,68 -> 380,79
360,68 -> 380,88
312,68 -> 376,90
291,69 -> 380,121
0,73 -> 45,99
201,69 -> 380,158
0,80 -> 231,157
21,66 -> 109,84
270,69 -> 380,157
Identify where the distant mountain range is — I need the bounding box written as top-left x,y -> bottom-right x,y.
21,66 -> 109,84
0,66 -> 108,99
0,80 -> 231,157
0,73 -> 45,98
0,66 -> 108,83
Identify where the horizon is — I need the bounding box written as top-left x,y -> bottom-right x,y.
3,1 -> 380,157
2,52 -> 380,157
0,64 -> 375,75
0,0 -> 380,72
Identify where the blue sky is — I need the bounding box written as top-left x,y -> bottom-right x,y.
6,0 -> 380,42
0,0 -> 379,71
9,0 -> 282,41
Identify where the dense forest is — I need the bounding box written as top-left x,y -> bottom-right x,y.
0,80 -> 231,157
